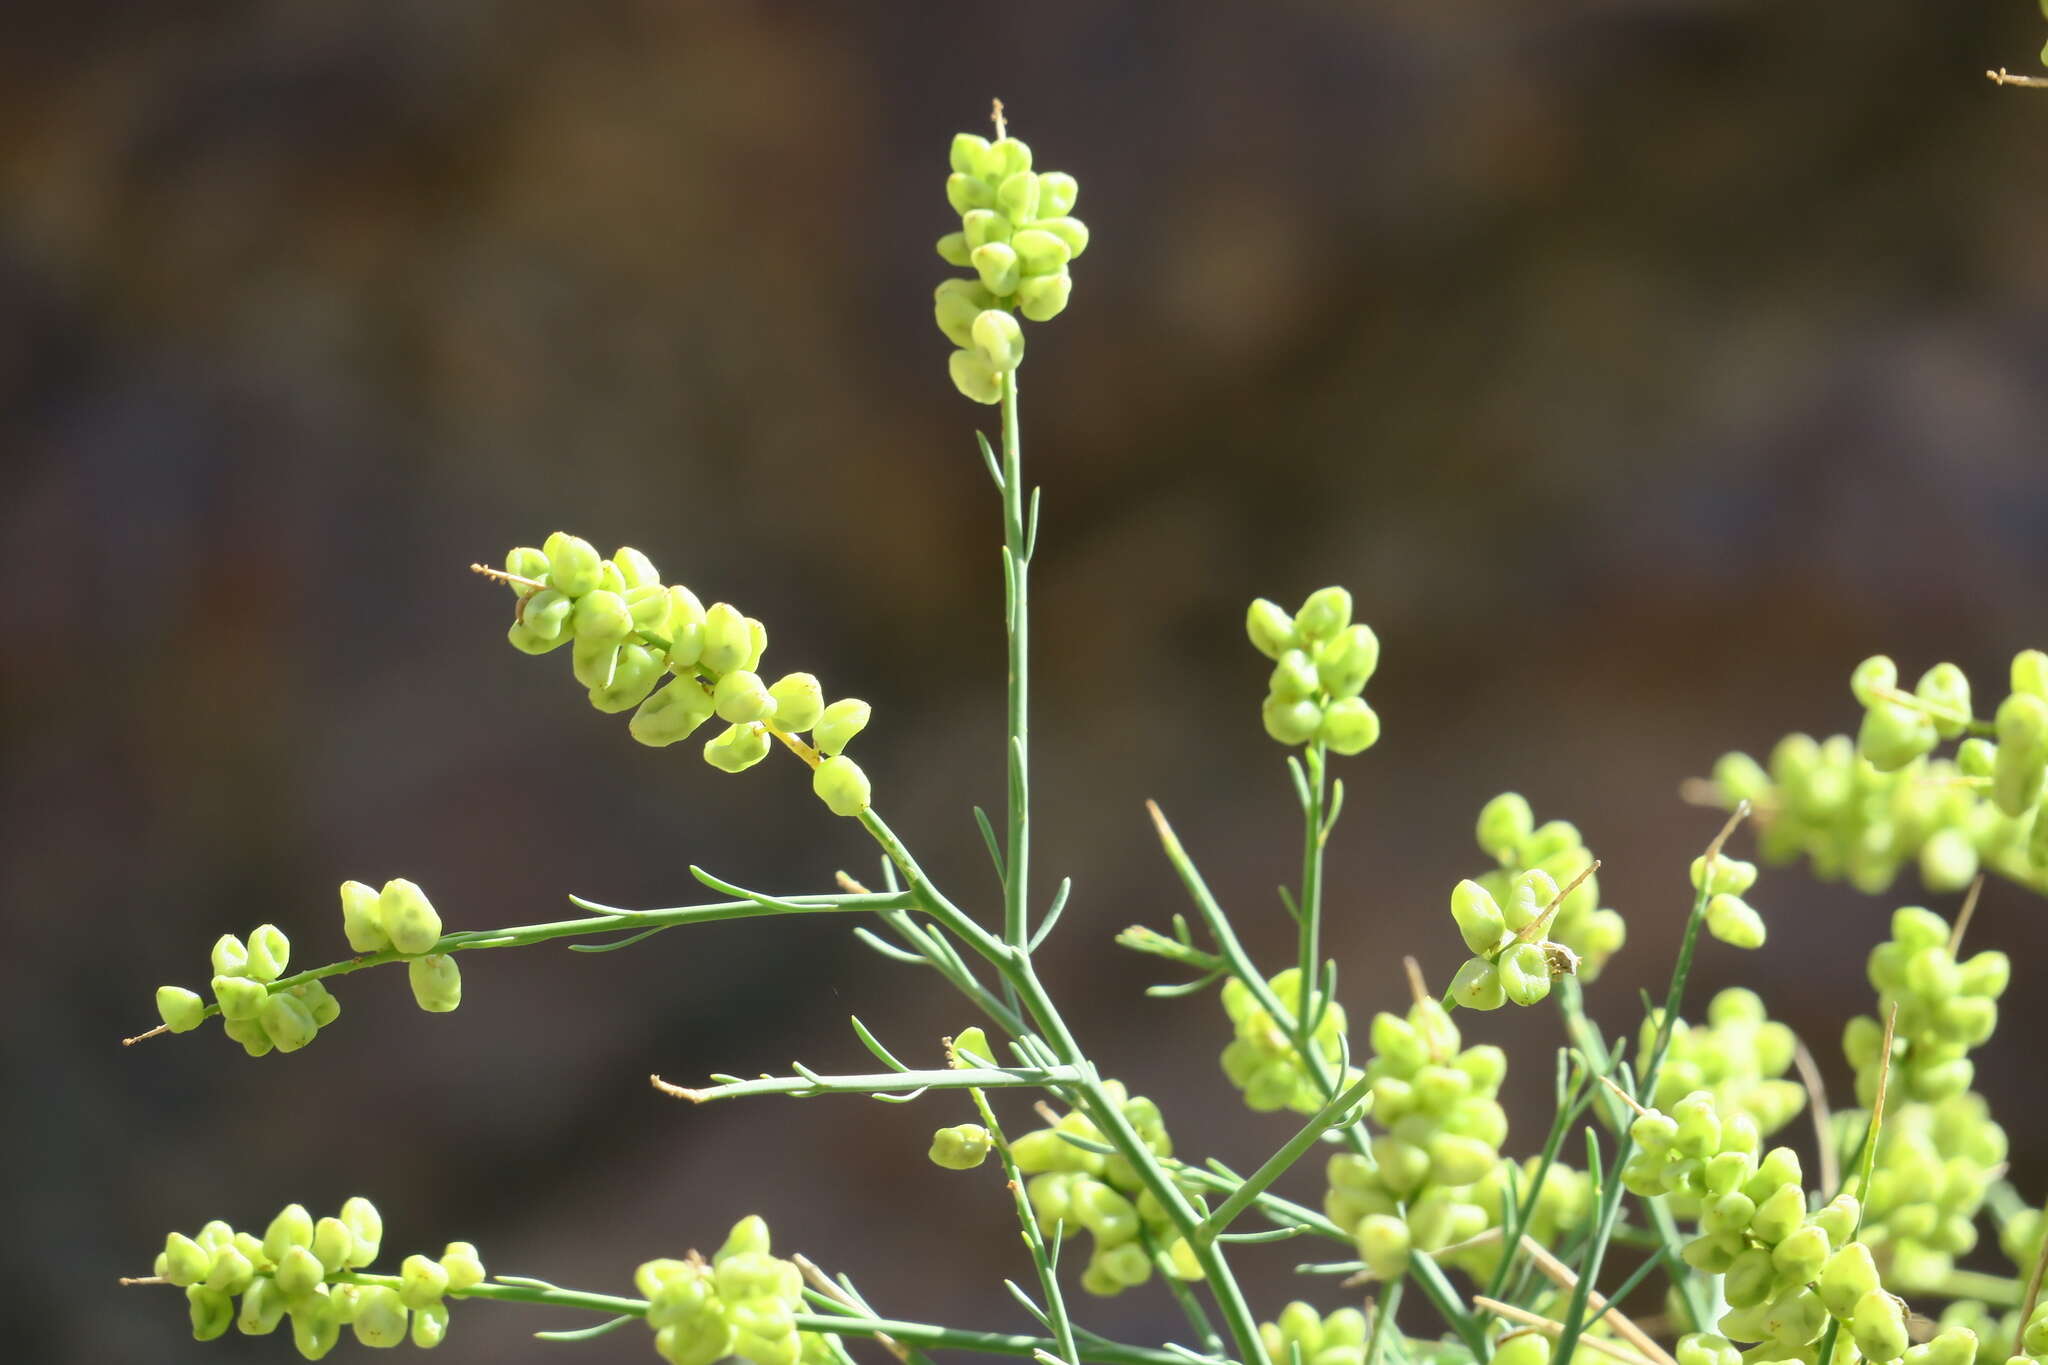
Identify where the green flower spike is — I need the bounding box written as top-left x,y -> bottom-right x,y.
1247,587 -> 1381,755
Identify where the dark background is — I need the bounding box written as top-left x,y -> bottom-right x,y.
7,2 -> 2047,1361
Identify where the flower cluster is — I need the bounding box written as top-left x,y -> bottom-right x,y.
154,1198 -> 479,1358
1218,968 -> 1358,1114
1245,588 -> 1382,754
1846,906 -> 2008,1109
933,128 -> 1088,402
1469,795 -> 1625,979
497,535 -> 873,818
1440,1157 -> 1594,1282
635,1217 -> 834,1365
1637,988 -> 1805,1141
1258,1302 -> 1369,1365
1008,1081 -> 1200,1296
153,925 -> 341,1056
340,879 -> 462,1012
1445,868 -> 1580,1010
1324,998 -> 1508,1280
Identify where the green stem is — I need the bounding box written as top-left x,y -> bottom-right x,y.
1891,1268 -> 2023,1308
1000,370 -> 1031,953
1195,1070 -> 1372,1246
793,1313 -> 1210,1365
1295,745 -> 1328,1030
966,1078 -> 1081,1365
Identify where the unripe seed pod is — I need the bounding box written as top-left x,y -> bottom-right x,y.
1246,599 -> 1296,658
768,673 -> 824,732
1748,1183 -> 1805,1245
1503,870 -> 1560,932
1262,695 -> 1322,746
352,1285 -> 409,1348
1675,1335 -> 1738,1365
1016,270 -> 1072,322
504,546 -> 549,590
814,755 -> 872,817
258,991 -> 318,1052
1295,587 -> 1353,642
971,309 -> 1026,372
379,878 -> 443,955
1770,1224 -> 1829,1283
2014,648 -> 2048,697
985,136 -> 1033,177
1920,828 -> 1979,893
1497,942 -> 1552,1007
339,880 -> 391,953
952,1026 -> 994,1067
1706,894 -> 1766,949
713,669 -> 778,724
699,603 -> 753,675
244,923 -> 290,982
610,546 -> 659,589
631,679 -> 718,748
814,699 -> 872,756
929,1123 -> 993,1170
1450,880 -> 1509,955
971,242 -> 1021,295
400,1253 -> 451,1310
408,954 -> 463,1012
211,933 -> 250,978
541,533 -> 602,598
1316,625 -> 1380,698
441,1242 -> 486,1291
704,723 -> 772,773
212,973 -> 267,1022
157,985 -> 206,1033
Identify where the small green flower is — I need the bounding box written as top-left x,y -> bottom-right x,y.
928,1123 -> 994,1170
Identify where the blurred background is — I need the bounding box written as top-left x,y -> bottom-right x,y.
7,0 -> 2047,1360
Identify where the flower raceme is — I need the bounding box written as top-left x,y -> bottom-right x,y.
1246,587 -> 1382,755
495,534 -> 873,818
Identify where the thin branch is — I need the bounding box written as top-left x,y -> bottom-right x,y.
1515,1236 -> 1679,1365
796,1256 -> 909,1363
1792,1038 -> 1838,1194
1988,68 -> 2048,88
1470,1297 -> 1657,1365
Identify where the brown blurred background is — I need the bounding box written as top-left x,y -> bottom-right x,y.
7,1 -> 2048,1361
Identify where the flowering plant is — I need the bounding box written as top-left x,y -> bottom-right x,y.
122,106 -> 2048,1365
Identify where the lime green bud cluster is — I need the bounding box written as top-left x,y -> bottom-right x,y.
1440,1158 -> 1594,1281
1712,655 -> 2048,899
933,128 -> 1088,402
1846,907 -> 2008,1108
1245,589 -> 1382,754
496,536 -> 873,818
152,1199 -> 475,1358
1445,868 -> 1582,1010
636,1217 -> 833,1365
1637,989 -> 1805,1141
1008,1082 -> 1201,1296
1258,1302 -> 1370,1365
1324,999 -> 1508,1280
1468,795 -> 1625,979
1834,1092 -> 2006,1287
154,925 -> 341,1056
1218,968 -> 1359,1114
335,879 -> 464,1012
2014,1302 -> 2048,1365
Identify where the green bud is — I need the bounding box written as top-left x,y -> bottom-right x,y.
275,1243 -> 326,1299
163,1231 -> 211,1286
623,584 -> 673,638
290,1298 -> 342,1361
1690,855 -> 1758,897
521,588 -> 574,643
1354,1213 -> 1411,1280
934,278 -> 992,348
1039,171 -> 1079,217
1919,828 -> 1979,893
1035,216 -> 1089,258
1450,880 -> 1509,954
508,620 -> 571,655
504,546 -> 549,590
1016,269 -> 1072,322
1860,700 -> 1937,771
946,171 -> 994,215
1011,228 -> 1070,277
337,1197 -> 380,1266
949,347 -> 1003,403
156,985 -> 207,1033
631,679 -> 718,747
411,1301 -> 449,1349
1852,1289 -> 1909,1362
238,1276 -> 287,1336
311,1217 -> 354,1275
1957,736 -> 1996,778
1246,598 -> 1296,658
952,1026 -> 993,1066
1503,870 -> 1560,932
1748,1182 -> 1805,1244
379,878 -> 443,955
971,241 -> 1021,295
1295,586 -> 1353,641
936,232 -> 971,266
1262,695 -> 1322,746
814,699 -> 872,756
258,991 -> 318,1052
263,1204 -> 315,1264
1705,893 -> 1766,949
1493,1335 -> 1553,1365
212,973 -> 267,1022
572,589 -> 633,645
1497,942 -> 1552,1007
972,309 -> 1026,372
572,637 -> 620,690
338,880 -> 392,954
1771,1224 -> 1829,1283
1476,792 -> 1534,861
440,1242 -> 486,1291
399,1253 -> 451,1310
243,924 -> 290,982
1269,650 -> 1319,701
813,755 -> 872,817
997,171 -> 1041,224
1993,693 -> 2048,815
699,603 -> 753,675
1915,663 -> 1972,739
541,532 -> 602,598
1712,752 -> 1771,805
962,208 -> 1013,249
352,1285 -> 409,1348
766,674 -> 824,732
712,669 -> 778,724
222,1014 -> 273,1056
408,954 -> 463,1012
665,585 -> 707,668
2015,648 -> 2048,697
590,642 -> 664,713
984,137 -> 1032,177
929,1123 -> 993,1170
1851,655 -> 1899,708
743,614 -> 768,670
211,933 -> 250,977
1315,625 -> 1380,698
704,722 -> 772,773
1450,956 -> 1505,1010
188,1283 -> 234,1341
